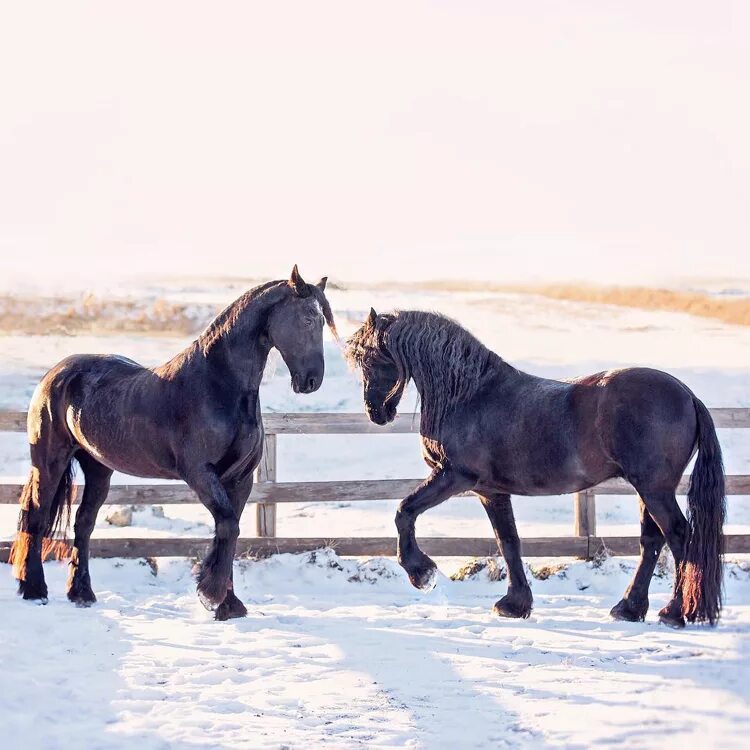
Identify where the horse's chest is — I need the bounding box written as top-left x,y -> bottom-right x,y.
217,419 -> 264,479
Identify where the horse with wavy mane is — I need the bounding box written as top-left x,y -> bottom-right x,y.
11,267 -> 335,620
346,308 -> 725,627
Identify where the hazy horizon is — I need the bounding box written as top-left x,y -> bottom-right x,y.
2,3 -> 749,286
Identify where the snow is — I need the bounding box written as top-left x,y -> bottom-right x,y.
1,282 -> 750,747
2,552 -> 749,749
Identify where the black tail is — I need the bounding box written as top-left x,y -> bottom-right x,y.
46,460 -> 77,543
11,460 -> 77,577
680,398 -> 726,625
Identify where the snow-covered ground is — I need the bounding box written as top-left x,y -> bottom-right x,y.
2,552 -> 749,749
1,281 -> 749,748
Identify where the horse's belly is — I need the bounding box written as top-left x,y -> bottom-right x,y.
483,450 -> 613,497
73,429 -> 180,479
67,409 -> 181,479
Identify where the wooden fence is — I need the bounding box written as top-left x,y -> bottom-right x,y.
1,408 -> 749,561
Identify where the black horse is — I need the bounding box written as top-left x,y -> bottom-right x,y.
346,309 -> 726,627
11,267 -> 335,620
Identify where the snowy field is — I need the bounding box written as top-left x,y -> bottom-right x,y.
1,280 -> 749,748
2,554 -> 750,749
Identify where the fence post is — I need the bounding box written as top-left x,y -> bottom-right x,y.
255,433 -> 277,538
574,489 -> 596,558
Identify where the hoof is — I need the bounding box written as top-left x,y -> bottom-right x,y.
405,560 -> 438,591
68,590 -> 97,607
658,601 -> 686,629
493,589 -> 533,619
196,570 -> 230,610
610,598 -> 647,623
197,588 -> 220,612
658,611 -> 686,629
18,579 -> 48,603
67,576 -> 97,607
215,593 -> 248,621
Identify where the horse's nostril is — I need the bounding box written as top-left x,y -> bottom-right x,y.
306,376 -> 317,392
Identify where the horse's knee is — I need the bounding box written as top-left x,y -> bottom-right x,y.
394,506 -> 413,533
640,530 -> 663,556
73,511 -> 97,540
216,516 -> 240,541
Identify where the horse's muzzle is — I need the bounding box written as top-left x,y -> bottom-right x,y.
366,403 -> 396,425
292,372 -> 322,394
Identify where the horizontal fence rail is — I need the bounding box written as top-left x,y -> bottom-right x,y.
1,409 -> 749,562
1,408 -> 750,433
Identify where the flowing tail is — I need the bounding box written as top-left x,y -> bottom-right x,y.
10,461 -> 76,579
680,398 -> 726,625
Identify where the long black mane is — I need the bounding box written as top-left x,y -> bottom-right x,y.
347,310 -> 503,436
199,279 -> 337,355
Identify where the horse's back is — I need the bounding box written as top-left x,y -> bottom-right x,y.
28,353 -> 147,440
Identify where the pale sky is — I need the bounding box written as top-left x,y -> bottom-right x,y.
1,2 -> 749,286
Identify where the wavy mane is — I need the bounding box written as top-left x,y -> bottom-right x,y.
198,279 -> 337,355
347,310 -> 501,436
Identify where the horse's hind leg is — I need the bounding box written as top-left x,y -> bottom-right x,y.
637,490 -> 689,628
67,452 -> 112,606
13,454 -> 71,602
478,493 -> 533,618
610,498 -> 665,622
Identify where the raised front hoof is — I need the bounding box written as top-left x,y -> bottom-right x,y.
18,579 -> 48,604
610,598 -> 648,623
214,593 -> 248,622
658,606 -> 686,629
404,559 -> 438,591
493,592 -> 533,619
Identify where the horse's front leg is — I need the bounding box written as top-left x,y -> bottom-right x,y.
185,466 -> 241,610
396,465 -> 475,590
478,492 -> 533,618
213,472 -> 254,621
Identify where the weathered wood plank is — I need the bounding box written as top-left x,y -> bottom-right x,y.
1,475 -> 749,506
590,535 -> 750,556
262,412 -> 422,434
0,483 -> 199,505
711,408 -> 750,428
2,534 -> 748,562
596,475 -> 750,495
0,411 -> 25,431
2,408 -> 748,434
255,434 -> 277,537
0,478 -> 424,505
0,535 -> 588,561
573,490 -> 596,537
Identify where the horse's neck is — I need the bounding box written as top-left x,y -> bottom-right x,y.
167,284 -> 284,395
409,343 -> 508,425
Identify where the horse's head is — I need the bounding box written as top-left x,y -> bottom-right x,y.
345,308 -> 405,425
267,266 -> 336,394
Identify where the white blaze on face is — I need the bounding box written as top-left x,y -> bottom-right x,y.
312,298 -> 324,321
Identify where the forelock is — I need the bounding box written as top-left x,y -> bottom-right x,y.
310,285 -> 338,339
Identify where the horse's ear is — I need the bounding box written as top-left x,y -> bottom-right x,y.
366,307 -> 377,327
316,276 -> 328,292
289,265 -> 308,297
